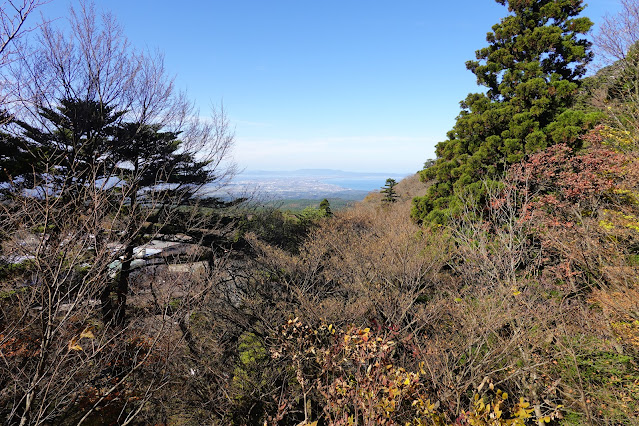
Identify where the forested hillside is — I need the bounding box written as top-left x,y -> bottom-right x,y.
1,0 -> 638,425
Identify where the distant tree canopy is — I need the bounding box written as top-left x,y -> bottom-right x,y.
412,0 -> 598,224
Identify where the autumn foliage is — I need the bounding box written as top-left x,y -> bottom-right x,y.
3,1 -> 639,425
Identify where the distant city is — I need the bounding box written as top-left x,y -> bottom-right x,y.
207,169 -> 411,200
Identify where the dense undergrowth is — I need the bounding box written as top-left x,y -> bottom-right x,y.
2,0 -> 639,424
5,148 -> 638,424
194,123 -> 638,424
2,69 -> 639,426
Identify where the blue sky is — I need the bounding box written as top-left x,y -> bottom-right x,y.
37,0 -> 621,173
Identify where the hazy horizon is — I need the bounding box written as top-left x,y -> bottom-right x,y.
35,0 -> 620,172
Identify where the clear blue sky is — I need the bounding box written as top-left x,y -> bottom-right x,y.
37,0 -> 621,173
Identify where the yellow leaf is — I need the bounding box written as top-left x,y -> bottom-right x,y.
68,342 -> 83,351
80,328 -> 94,339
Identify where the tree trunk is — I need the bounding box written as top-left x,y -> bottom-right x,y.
115,182 -> 138,327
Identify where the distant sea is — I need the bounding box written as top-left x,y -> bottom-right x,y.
319,177 -> 402,192
208,169 -> 411,200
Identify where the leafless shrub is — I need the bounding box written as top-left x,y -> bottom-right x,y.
0,2 -> 237,424
0,0 -> 49,117
593,0 -> 639,64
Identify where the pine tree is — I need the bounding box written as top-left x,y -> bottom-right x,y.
381,178 -> 399,204
111,120 -> 215,324
10,98 -> 219,325
412,0 -> 597,224
0,123 -> 42,188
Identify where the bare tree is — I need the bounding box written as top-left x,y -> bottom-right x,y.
0,0 -> 48,63
591,0 -> 639,160
0,1 -> 237,424
0,0 -> 49,121
593,0 -> 639,64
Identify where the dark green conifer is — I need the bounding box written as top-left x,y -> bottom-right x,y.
413,0 -> 597,223
381,178 -> 399,204
5,99 -> 122,193
8,98 -> 218,325
319,198 -> 333,216
0,126 -> 41,188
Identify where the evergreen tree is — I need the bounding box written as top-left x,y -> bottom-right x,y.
111,120 -> 216,324
10,99 -> 122,195
0,124 -> 42,188
9,98 -> 220,325
412,0 -> 596,223
319,198 -> 333,216
381,178 -> 399,204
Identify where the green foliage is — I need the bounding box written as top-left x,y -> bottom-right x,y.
112,121 -> 214,202
235,204 -> 330,254
8,97 -> 218,210
381,178 -> 399,204
263,198 -> 354,212
0,125 -> 44,188
319,198 -> 333,216
297,205 -> 328,223
11,99 -> 123,192
237,332 -> 267,367
413,0 -> 595,224
0,259 -> 35,281
0,286 -> 29,300
555,344 -> 639,423
230,332 -> 272,424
